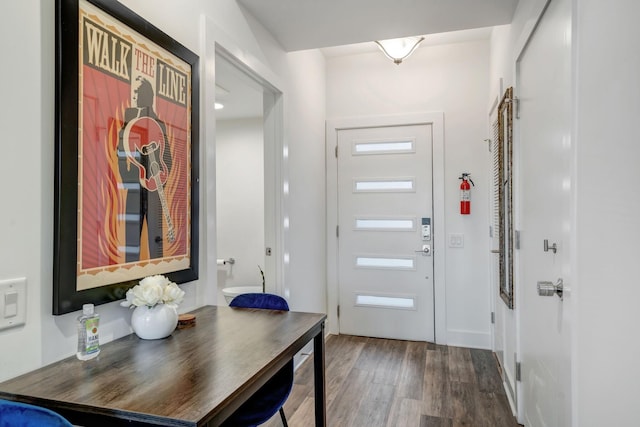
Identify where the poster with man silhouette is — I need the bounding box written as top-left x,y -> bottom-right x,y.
76,0 -> 192,291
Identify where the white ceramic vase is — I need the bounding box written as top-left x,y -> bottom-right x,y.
131,304 -> 178,340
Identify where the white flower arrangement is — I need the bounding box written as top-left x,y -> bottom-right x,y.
120,275 -> 185,309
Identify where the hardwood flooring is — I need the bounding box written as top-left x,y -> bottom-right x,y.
263,334 -> 520,427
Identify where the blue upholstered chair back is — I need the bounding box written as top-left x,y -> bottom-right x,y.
229,293 -> 289,311
0,399 -> 73,427
223,293 -> 293,427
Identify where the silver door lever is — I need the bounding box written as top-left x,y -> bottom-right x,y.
537,278 -> 563,300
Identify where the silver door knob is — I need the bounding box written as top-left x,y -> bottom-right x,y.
415,244 -> 431,255
537,278 -> 563,300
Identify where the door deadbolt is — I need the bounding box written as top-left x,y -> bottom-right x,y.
537,278 -> 563,300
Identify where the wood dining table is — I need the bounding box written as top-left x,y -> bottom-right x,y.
0,305 -> 327,426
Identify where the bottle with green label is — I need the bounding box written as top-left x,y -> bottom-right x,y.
76,303 -> 100,360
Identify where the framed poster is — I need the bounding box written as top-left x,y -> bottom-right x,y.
54,0 -> 199,314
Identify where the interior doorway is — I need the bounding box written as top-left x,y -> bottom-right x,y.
214,48 -> 284,302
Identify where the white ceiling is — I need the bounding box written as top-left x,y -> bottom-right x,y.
237,0 -> 519,51
216,0 -> 519,120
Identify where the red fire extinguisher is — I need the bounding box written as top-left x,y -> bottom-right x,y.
459,173 -> 474,215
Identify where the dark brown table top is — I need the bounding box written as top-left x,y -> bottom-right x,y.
0,305 -> 326,426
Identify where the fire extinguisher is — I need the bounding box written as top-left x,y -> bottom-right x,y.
459,173 -> 474,215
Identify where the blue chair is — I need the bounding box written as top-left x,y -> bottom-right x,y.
0,399 -> 73,427
222,293 -> 293,427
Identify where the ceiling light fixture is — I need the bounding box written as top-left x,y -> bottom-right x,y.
215,102 -> 224,110
374,36 -> 425,65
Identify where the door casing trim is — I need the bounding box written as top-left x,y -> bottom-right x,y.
202,15 -> 286,304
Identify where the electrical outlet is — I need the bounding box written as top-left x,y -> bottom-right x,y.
449,233 -> 464,248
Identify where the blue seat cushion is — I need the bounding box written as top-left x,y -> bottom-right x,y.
0,399 -> 73,427
229,293 -> 289,311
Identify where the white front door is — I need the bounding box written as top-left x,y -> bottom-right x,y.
336,124 -> 434,341
517,0 -> 572,425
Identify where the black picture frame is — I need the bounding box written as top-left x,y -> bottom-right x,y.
54,0 -> 199,315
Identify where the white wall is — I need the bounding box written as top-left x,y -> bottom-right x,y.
215,118 -> 265,295
0,0 -> 327,382
284,51 -> 328,313
326,40 -> 492,348
0,0 -> 51,381
489,0 -> 564,421
574,0 -> 640,425
489,25 -> 513,92
489,0 -> 548,87
488,0 -> 551,417
488,22 -> 520,420
488,26 -> 520,411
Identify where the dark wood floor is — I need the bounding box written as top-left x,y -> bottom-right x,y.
264,334 -> 520,427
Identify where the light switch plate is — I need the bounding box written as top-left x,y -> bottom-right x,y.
449,233 -> 464,248
0,278 -> 26,331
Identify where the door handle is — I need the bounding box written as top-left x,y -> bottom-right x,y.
415,245 -> 431,256
537,278 -> 563,300
543,239 -> 557,253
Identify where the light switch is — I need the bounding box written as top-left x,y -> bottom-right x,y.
4,292 -> 18,317
0,278 -> 26,330
449,233 -> 464,248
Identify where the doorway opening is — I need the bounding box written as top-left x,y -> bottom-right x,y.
214,47 -> 285,303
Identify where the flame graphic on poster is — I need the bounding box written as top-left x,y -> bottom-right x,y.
100,105 -> 126,266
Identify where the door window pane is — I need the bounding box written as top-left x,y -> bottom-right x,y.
354,218 -> 415,231
355,294 -> 416,309
353,140 -> 414,155
355,256 -> 415,270
354,179 -> 415,192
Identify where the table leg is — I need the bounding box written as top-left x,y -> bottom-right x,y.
313,322 -> 326,426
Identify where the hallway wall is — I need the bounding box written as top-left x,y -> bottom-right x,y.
326,40 -> 492,348
0,0 -> 327,382
215,118 -> 265,296
487,0 -> 550,418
